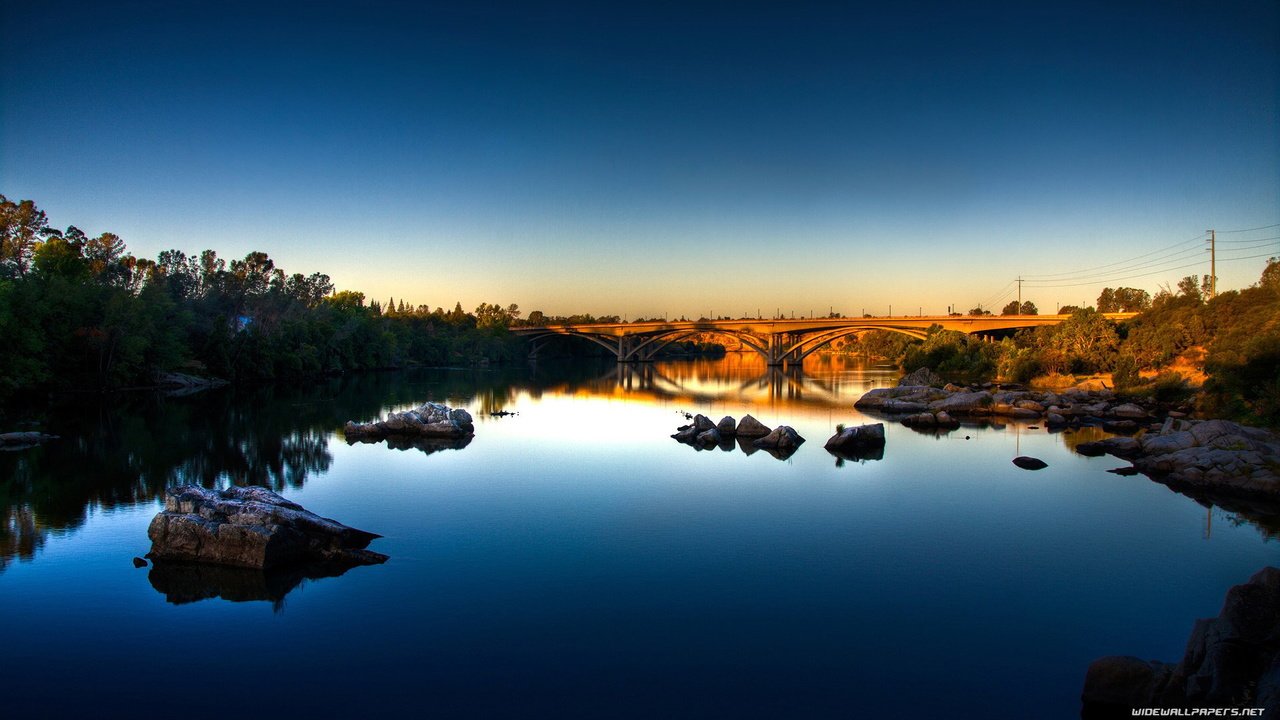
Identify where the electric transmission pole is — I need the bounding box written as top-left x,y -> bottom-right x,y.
1207,230 -> 1216,299
1017,276 -> 1023,311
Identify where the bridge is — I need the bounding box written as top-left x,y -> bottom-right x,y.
513,313 -> 1138,366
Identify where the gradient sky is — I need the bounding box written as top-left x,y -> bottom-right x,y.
2,0 -> 1277,318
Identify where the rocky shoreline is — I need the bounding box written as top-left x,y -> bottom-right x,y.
855,368 -> 1280,506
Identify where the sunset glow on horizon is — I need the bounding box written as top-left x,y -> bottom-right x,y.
2,0 -> 1276,317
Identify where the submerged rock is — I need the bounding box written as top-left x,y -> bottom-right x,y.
147,485 -> 388,570
1012,456 -> 1048,470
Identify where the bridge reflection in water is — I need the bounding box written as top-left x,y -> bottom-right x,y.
580,354 -> 900,410
515,313 -> 1138,367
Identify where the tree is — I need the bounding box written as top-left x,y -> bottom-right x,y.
1261,257 -> 1279,293
0,195 -> 53,278
1001,301 -> 1020,316
968,305 -> 992,316
1177,275 -> 1203,302
1051,308 -> 1119,372
325,290 -> 365,311
1097,287 -> 1151,313
1057,305 -> 1081,315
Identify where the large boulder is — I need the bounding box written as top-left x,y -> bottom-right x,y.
824,423 -> 885,454
735,414 -> 772,438
1083,567 -> 1280,716
929,391 -> 994,415
716,416 -> 737,437
147,485 -> 388,570
752,425 -> 805,451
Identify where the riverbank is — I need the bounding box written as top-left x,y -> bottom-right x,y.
855,370 -> 1280,512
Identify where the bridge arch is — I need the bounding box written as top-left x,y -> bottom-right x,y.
629,328 -> 770,362
782,326 -> 930,364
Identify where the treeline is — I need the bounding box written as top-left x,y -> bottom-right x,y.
0,195 -> 548,402
835,266 -> 1280,426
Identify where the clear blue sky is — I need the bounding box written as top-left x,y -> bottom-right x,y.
2,0 -> 1277,317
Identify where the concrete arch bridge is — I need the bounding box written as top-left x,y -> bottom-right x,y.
513,314 -> 1137,367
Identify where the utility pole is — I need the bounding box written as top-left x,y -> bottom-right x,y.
1208,230 -> 1216,299
1017,276 -> 1023,311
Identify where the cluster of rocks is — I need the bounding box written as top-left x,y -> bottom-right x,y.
856,374 -> 1172,434
672,414 -> 805,458
0,431 -> 58,451
1077,418 -> 1280,503
344,402 -> 474,443
1082,566 -> 1280,716
147,485 -> 388,570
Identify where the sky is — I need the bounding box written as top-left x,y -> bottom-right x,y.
2,0 -> 1277,318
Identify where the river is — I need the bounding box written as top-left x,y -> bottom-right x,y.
1,354 -> 1275,718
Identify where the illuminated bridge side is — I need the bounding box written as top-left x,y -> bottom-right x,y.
513,314 -> 1138,366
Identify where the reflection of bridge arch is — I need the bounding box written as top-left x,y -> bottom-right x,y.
602,362 -> 849,406
515,313 -> 1137,367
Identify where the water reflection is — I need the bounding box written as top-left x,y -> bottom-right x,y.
147,559 -> 361,611
4,355 -> 1277,574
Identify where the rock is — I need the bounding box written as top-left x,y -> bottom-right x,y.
693,414 -> 716,432
1081,656 -> 1174,714
132,557 -> 148,568
0,431 -> 59,450
994,403 -> 1042,419
1103,419 -> 1140,434
735,414 -> 772,438
671,425 -> 699,443
716,416 -> 737,436
1012,456 -> 1048,470
824,423 -> 885,454
882,399 -> 930,413
929,391 -> 995,415
344,402 -> 474,443
696,427 -> 722,445
1076,441 -> 1107,457
147,485 -> 388,570
1082,567 -> 1280,715
898,367 -> 945,387
753,426 -> 805,451
1046,413 -> 1068,428
1110,402 -> 1149,419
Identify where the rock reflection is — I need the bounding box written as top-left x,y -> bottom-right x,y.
364,434 -> 473,454
147,559 -> 362,611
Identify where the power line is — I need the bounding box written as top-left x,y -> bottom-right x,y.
1215,234 -> 1280,245
1023,249 -> 1209,286
1023,251 -> 1276,289
1217,222 -> 1280,234
1021,232 -> 1207,280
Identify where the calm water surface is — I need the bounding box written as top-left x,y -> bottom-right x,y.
2,355 -> 1276,718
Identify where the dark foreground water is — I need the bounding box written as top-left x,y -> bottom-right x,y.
2,356 -> 1276,718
